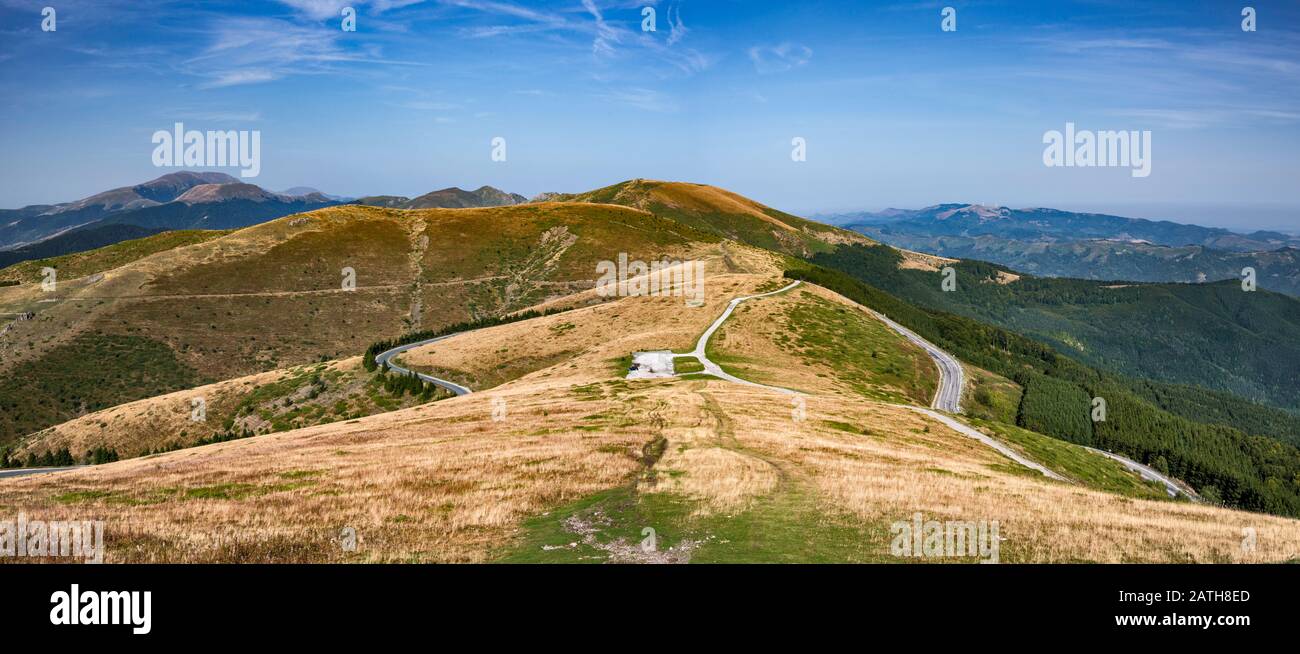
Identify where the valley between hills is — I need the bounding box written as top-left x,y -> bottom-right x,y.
1,179 -> 1298,563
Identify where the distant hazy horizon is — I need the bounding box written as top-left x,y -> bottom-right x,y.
3,0 -> 1298,233
4,166 -> 1298,236
808,199 -> 1300,234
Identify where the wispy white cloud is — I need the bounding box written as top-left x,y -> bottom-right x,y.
184,16 -> 429,88
1107,107 -> 1300,129
389,100 -> 460,110
582,0 -> 621,57
1021,26 -> 1300,131
202,69 -> 278,89
442,0 -> 560,24
445,0 -> 711,76
748,42 -> 812,73
462,23 -> 555,38
372,0 -> 429,11
277,0 -> 358,20
166,108 -> 265,122
665,4 -> 687,46
600,87 -> 679,113
276,0 -> 435,20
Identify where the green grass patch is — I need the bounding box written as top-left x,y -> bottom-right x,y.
781,294 -> 937,404
821,420 -> 867,434
499,473 -> 897,563
54,490 -> 118,504
184,483 -> 261,500
673,358 -> 704,374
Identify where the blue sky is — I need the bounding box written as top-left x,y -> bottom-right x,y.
1,0 -> 1299,230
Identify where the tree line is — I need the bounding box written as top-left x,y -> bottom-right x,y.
1,445 -> 119,468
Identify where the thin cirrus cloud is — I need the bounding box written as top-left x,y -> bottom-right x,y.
275,0 -> 430,20
662,4 -> 687,46
202,70 -> 278,89
183,16 -> 431,89
276,0 -> 358,20
599,87 -> 679,113
1106,107 -> 1300,130
747,42 -> 812,73
447,0 -> 711,76
582,0 -> 621,57
1015,27 -> 1300,129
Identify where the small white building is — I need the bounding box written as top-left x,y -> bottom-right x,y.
627,351 -> 676,379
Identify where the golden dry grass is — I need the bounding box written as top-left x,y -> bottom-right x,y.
3,260 -> 1298,563
656,385 -> 1300,563
642,181 -> 798,231
8,374 -> 1294,563
0,384 -> 648,562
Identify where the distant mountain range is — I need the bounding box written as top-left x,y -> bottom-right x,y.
0,175 -> 540,268
279,187 -> 353,202
0,172 -> 339,262
824,204 -> 1300,295
829,204 -> 1300,250
352,185 -> 527,210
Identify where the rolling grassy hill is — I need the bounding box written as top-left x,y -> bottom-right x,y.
4,179 -> 1300,532
0,201 -> 721,442
554,179 -> 873,257
8,254 -> 1297,563
8,356 -> 453,462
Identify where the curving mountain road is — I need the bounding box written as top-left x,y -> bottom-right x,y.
864,299 -> 1198,496
1084,446 -> 1197,499
864,308 -> 963,413
374,334 -> 473,396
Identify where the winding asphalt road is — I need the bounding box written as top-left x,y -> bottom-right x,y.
867,301 -> 1196,495
1084,446 -> 1197,499
865,308 -> 963,413
374,334 -> 473,396
0,466 -> 80,479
